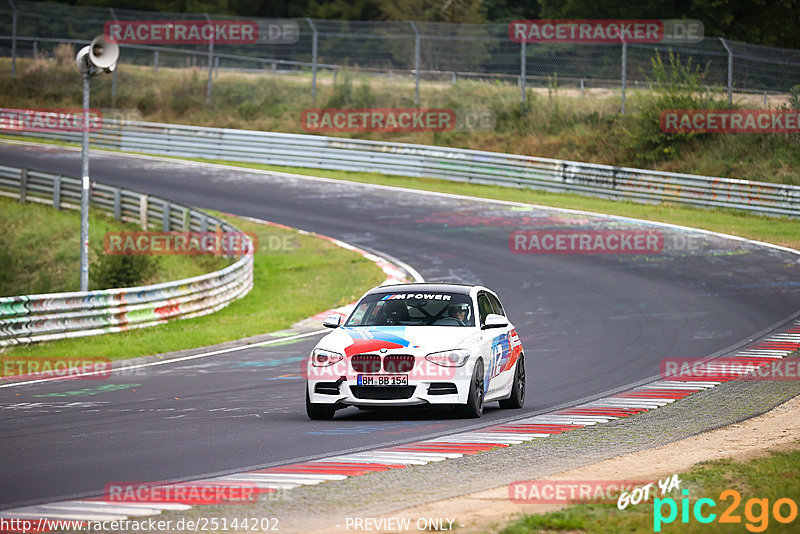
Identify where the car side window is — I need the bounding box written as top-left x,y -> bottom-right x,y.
488,294 -> 505,317
477,294 -> 493,325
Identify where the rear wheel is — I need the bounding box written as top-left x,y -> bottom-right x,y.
456,360 -> 484,418
306,387 -> 336,420
499,354 -> 525,409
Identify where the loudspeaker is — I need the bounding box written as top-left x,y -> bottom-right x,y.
89,35 -> 119,72
75,35 -> 119,75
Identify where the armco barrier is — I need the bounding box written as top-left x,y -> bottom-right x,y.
0,164 -> 254,346
8,117 -> 800,217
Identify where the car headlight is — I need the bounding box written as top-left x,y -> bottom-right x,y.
311,348 -> 344,367
425,349 -> 470,367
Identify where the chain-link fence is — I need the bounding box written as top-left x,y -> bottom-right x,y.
1,0 -> 799,110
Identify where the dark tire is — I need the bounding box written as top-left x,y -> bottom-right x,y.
306,387 -> 336,420
456,359 -> 484,418
499,354 -> 525,409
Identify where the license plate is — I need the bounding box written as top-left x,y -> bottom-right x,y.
357,374 -> 408,386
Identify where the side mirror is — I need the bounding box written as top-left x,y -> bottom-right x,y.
482,313 -> 508,329
322,315 -> 342,328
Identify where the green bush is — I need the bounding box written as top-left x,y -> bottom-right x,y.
91,252 -> 159,289
628,51 -> 722,165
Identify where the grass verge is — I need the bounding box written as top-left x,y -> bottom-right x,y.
498,444 -> 800,533
0,195 -> 227,295
4,212 -> 385,360
1,53 -> 799,185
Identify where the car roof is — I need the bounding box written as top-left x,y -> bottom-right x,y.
368,283 -> 481,296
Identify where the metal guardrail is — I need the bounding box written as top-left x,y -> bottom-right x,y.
0,164 -> 254,346
9,118 -> 800,218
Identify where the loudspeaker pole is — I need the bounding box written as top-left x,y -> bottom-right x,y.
75,35 -> 119,291
80,67 -> 91,291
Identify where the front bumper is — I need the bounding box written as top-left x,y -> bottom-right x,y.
306,377 -> 470,407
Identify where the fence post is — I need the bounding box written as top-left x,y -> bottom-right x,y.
8,0 -> 17,79
720,37 -> 733,109
580,78 -> 584,97
140,194 -> 148,230
205,13 -> 214,105
162,201 -> 171,231
153,50 -> 159,73
520,40 -> 526,110
113,189 -> 121,220
18,168 -> 27,203
306,18 -> 318,105
53,174 -> 62,209
33,40 -> 37,60
108,8 -> 118,110
410,21 -> 420,107
621,41 -> 627,114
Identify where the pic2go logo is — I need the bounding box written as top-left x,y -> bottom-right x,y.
654,489 -> 798,532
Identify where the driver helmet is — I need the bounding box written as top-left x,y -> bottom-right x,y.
448,302 -> 470,322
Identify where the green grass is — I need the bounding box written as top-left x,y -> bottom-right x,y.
4,213 -> 386,360
497,445 -> 800,533
1,53 -> 799,185
0,195 -> 226,295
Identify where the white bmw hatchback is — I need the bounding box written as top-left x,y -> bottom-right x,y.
305,283 -> 525,419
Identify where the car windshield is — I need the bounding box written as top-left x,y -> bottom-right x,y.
345,292 -> 475,327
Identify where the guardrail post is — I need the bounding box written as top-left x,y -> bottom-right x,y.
620,41 -> 627,115
205,13 -> 214,105
410,21 -> 420,107
113,188 -> 121,220
18,168 -> 27,203
153,50 -> 159,73
53,174 -> 61,209
200,215 -> 208,232
520,40 -> 527,110
8,0 -> 17,78
139,194 -> 148,230
306,18 -> 318,105
720,38 -> 733,109
32,41 -> 37,60
162,201 -> 171,231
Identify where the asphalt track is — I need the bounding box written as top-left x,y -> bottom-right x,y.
1,142 -> 799,509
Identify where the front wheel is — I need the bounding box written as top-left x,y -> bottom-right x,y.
306,387 -> 336,420
456,359 -> 484,418
499,354 -> 525,409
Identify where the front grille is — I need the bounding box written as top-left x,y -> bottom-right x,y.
350,386 -> 416,400
314,382 -> 341,395
351,354 -> 381,373
428,383 -> 458,395
383,355 -> 415,373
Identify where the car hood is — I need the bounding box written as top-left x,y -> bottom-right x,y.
318,326 -> 479,357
